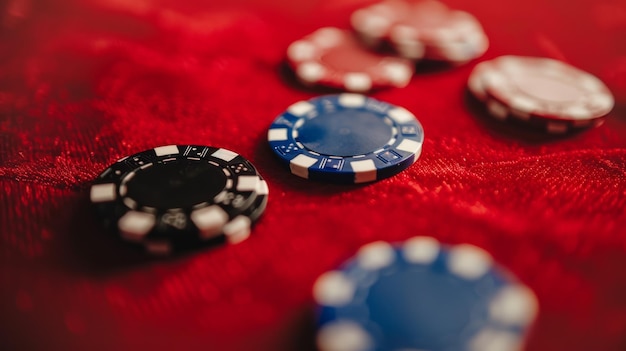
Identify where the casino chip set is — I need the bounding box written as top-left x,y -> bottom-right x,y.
90,0 -> 616,253
87,0 -> 617,349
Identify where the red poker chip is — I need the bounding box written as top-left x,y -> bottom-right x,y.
286,27 -> 414,92
478,56 -> 614,122
350,0 -> 488,62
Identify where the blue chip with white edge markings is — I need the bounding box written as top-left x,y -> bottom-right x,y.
267,94 -> 424,183
313,237 -> 538,351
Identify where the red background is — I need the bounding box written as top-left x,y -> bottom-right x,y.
1,0 -> 626,350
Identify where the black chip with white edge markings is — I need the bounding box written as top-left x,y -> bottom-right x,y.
90,145 -> 260,255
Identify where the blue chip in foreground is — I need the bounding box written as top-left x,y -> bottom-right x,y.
313,237 -> 538,351
267,94 -> 424,183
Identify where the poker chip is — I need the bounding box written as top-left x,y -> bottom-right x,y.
350,0 -> 488,63
313,237 -> 538,351
286,27 -> 414,92
267,94 -> 424,184
468,56 -> 614,133
90,145 -> 266,255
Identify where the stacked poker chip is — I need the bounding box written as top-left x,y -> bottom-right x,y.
285,0 -> 489,93
468,56 -> 615,133
89,145 -> 268,256
313,237 -> 538,351
351,0 -> 488,63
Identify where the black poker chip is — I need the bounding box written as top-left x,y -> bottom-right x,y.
90,145 -> 266,255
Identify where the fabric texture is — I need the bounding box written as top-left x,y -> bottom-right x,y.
1,0 -> 625,350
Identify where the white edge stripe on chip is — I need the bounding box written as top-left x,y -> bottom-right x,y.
395,40 -> 425,59
313,271 -> 355,307
356,241 -> 395,270
237,175 -> 259,192
411,146 -> 422,164
489,285 -> 538,326
468,74 -> 486,100
223,215 -> 252,244
118,211 -> 156,240
387,107 -> 416,123
154,145 -> 179,156
384,62 -> 412,86
487,100 -> 509,120
268,128 -> 289,141
338,94 -> 366,107
469,328 -> 522,351
317,321 -> 373,351
287,101 -> 315,116
290,154 -> 318,179
297,62 -> 325,84
190,205 -> 228,240
447,244 -> 493,280
90,183 -> 117,202
350,159 -> 377,183
402,236 -> 440,264
287,40 -> 316,62
395,139 -> 422,154
390,24 -> 418,44
312,27 -> 345,49
257,179 -> 269,195
212,148 -> 238,162
344,73 -> 372,92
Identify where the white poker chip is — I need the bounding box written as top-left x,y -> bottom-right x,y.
468,56 -> 614,133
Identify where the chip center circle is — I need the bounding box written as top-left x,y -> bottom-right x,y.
367,269 -> 481,349
124,158 -> 227,209
297,110 -> 393,157
321,45 -> 384,71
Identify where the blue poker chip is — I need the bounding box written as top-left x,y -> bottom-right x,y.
267,94 -> 424,183
313,238 -> 538,351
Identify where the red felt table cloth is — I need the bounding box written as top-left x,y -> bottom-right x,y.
1,0 -> 626,350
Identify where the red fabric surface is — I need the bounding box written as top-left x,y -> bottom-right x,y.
1,0 -> 626,350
